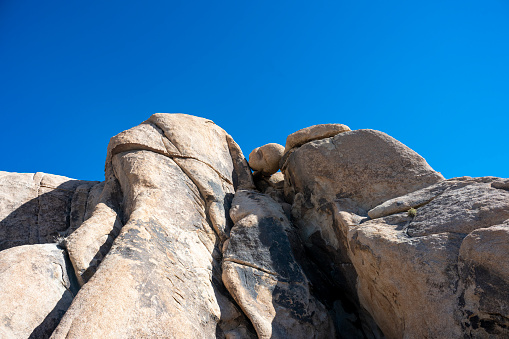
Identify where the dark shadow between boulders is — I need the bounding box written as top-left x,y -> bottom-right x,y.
0,179 -> 93,251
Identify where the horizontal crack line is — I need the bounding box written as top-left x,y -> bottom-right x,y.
223,258 -> 278,276
110,144 -> 233,186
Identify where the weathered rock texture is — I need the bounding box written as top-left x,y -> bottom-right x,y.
52,114 -> 258,338
223,190 -> 334,338
0,244 -> 78,339
336,177 -> 509,338
0,171 -> 100,250
281,127 -> 509,339
1,114 -> 508,339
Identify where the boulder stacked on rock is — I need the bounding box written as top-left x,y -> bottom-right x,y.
283,123 -> 350,153
0,113 -> 508,339
248,143 -> 284,176
280,126 -> 509,338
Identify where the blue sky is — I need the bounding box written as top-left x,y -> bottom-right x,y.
1,0 -> 508,181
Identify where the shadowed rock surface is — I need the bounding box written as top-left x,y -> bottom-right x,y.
0,114 -> 508,339
335,177 -> 509,338
0,171 -> 101,251
223,190 -> 334,338
0,244 -> 78,339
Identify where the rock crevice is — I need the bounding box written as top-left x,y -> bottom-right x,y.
0,114 -> 508,339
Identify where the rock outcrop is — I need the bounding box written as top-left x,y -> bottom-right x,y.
0,244 -> 78,339
248,143 -> 284,176
223,190 -> 333,338
280,127 -> 508,338
339,177 -> 509,338
52,114 -> 257,338
0,114 -> 508,339
284,123 -> 350,153
0,171 -> 101,251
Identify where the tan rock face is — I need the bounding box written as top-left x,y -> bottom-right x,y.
341,177 -> 509,339
53,113 -> 255,338
0,244 -> 78,339
281,128 -> 447,337
248,143 -> 284,175
283,129 -> 444,212
65,166 -> 123,286
284,123 -> 350,153
55,151 -> 247,338
1,115 -> 508,339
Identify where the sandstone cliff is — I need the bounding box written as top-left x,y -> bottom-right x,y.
0,114 -> 507,339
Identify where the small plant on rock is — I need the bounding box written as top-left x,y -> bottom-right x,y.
54,235 -> 67,249
407,207 -> 417,218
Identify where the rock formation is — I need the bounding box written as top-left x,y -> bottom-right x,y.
0,114 -> 507,339
248,143 -> 284,176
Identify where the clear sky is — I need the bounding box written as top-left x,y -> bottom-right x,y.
1,1 -> 508,182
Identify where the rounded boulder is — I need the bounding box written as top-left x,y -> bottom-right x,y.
248,143 -> 284,175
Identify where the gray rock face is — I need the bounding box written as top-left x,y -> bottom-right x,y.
337,177 -> 509,339
0,244 -> 78,339
0,171 -> 100,251
223,190 -> 334,339
459,220 -> 509,338
1,115 -> 508,339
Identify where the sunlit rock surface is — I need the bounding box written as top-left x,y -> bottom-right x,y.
0,113 -> 507,338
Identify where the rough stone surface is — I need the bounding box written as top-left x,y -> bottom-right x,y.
0,244 -> 78,339
147,113 -> 236,181
52,114 -> 256,338
283,129 -> 444,212
459,221 -> 509,338
223,190 -> 334,339
65,167 -> 123,286
284,123 -> 350,153
253,171 -> 286,209
335,177 -> 509,339
1,115 -> 508,339
281,129 -> 444,281
367,176 -> 505,219
281,128 -> 447,338
248,143 -> 284,175
0,171 -> 100,251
